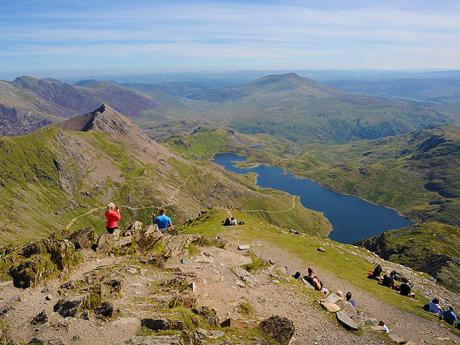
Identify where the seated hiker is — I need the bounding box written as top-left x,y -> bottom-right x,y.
382,274 -> 395,289
426,298 -> 442,315
230,217 -> 238,225
304,267 -> 329,294
399,282 -> 414,297
441,306 -> 457,325
155,208 -> 173,233
105,203 -> 121,234
378,320 -> 390,334
223,218 -> 231,226
346,291 -> 357,308
368,264 -> 383,280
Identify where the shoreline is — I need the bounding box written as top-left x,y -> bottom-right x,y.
213,152 -> 414,241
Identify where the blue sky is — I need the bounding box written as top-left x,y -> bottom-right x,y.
1,0 -> 460,77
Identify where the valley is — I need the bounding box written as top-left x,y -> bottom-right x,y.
0,71 -> 459,344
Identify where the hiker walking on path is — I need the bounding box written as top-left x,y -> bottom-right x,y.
105,203 -> 121,234
155,208 -> 173,233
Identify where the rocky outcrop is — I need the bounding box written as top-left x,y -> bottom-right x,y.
259,316 -> 295,345
53,295 -> 87,318
8,238 -> 81,288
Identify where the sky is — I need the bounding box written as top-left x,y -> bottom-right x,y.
1,0 -> 460,78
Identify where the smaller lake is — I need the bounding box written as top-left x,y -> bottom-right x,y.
213,153 -> 412,243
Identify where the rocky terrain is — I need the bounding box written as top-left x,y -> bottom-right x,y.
0,214 -> 459,345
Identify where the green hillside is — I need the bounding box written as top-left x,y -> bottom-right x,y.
0,105 -> 330,245
358,222 -> 460,292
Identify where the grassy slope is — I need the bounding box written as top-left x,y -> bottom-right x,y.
0,126 -> 331,245
165,126 -> 460,291
358,222 -> 460,292
180,209 -> 439,320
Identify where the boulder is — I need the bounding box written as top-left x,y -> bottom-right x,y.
66,227 -> 98,250
140,318 -> 184,331
53,295 -> 86,318
323,292 -> 343,304
221,318 -> 256,328
389,334 -> 406,344
96,233 -> 115,255
336,311 -> 360,331
238,245 -> 251,250
94,301 -> 114,318
320,301 -> 341,313
123,336 -> 185,345
141,318 -> 169,330
31,310 -> 48,325
317,247 -> 326,252
10,255 -> 56,288
259,316 -> 295,345
233,267 -> 257,287
192,306 -> 219,326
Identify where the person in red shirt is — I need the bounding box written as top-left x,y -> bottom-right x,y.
105,202 -> 121,234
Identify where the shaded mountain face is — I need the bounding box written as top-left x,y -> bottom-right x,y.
0,104 -> 330,244
0,73 -> 456,144
0,77 -> 159,136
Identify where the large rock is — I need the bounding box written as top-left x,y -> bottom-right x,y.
94,301 -> 114,318
66,227 -> 98,250
53,295 -> 86,318
9,255 -> 56,288
259,316 -> 295,345
233,267 -> 257,287
192,306 -> 219,326
10,239 -> 80,288
336,311 -> 360,331
320,301 -> 341,313
31,310 -> 48,325
123,336 -> 185,345
96,233 -> 116,255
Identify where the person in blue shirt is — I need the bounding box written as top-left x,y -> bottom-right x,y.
427,298 -> 442,315
154,208 -> 173,233
441,306 -> 457,325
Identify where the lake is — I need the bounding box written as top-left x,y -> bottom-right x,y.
213,153 -> 412,243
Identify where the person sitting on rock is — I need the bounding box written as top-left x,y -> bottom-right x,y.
427,298 -> 442,315
368,264 -> 383,280
346,292 -> 357,308
155,208 -> 173,233
378,320 -> 390,333
304,268 -> 329,294
105,203 -> 121,234
441,306 -> 457,325
230,217 -> 238,225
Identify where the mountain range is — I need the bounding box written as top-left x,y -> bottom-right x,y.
2,73 -> 457,145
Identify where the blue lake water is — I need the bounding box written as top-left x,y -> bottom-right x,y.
213,153 -> 412,243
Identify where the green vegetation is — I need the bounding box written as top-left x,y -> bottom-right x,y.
358,222 -> 460,291
243,251 -> 270,273
237,301 -> 255,316
181,209 -> 433,318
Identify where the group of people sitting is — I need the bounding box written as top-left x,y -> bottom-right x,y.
104,203 -> 174,235
368,264 -> 415,297
223,217 -> 241,226
424,298 -> 458,327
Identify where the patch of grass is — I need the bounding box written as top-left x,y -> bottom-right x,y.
187,243 -> 199,258
243,252 -> 270,273
237,301 -> 255,316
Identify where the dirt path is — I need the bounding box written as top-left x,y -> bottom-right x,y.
242,195 -> 298,214
248,240 -> 459,344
